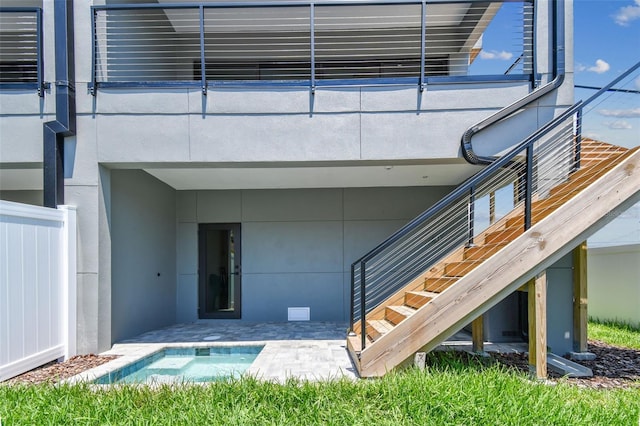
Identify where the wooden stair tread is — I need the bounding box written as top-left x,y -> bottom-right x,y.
580,151 -> 625,156
581,153 -> 626,160
550,163 -> 621,196
404,291 -> 438,309
406,290 -> 439,298
580,138 -> 627,150
387,305 -> 416,316
580,147 -> 627,155
366,319 -> 395,341
532,195 -> 570,210
347,333 -> 372,354
464,243 -> 508,260
484,226 -> 524,244
579,147 -> 632,166
444,260 -> 483,277
424,277 -> 458,292
385,305 -> 416,325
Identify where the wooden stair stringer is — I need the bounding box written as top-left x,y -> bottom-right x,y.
355,149 -> 640,377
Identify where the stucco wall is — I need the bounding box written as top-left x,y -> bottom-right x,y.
0,190 -> 43,206
0,0 -> 576,353
480,252 -> 574,356
111,170 -> 177,342
176,186 -> 453,323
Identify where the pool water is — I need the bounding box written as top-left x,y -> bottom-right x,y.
94,346 -> 263,384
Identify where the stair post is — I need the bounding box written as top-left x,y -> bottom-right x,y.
528,272 -> 547,379
471,317 -> 484,353
572,242 -> 588,352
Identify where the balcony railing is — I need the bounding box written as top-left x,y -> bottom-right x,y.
90,0 -> 533,95
0,7 -> 45,96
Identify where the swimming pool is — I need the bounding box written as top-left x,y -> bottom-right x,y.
93,346 -> 264,384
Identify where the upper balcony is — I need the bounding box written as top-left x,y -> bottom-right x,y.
90,0 -> 534,94
0,1 -> 569,172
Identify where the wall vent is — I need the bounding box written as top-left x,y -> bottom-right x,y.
288,307 -> 310,321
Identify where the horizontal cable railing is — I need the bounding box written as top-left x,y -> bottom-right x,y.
0,7 -> 45,95
90,0 -> 533,94
351,60 -> 640,350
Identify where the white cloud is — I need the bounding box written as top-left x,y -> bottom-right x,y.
613,0 -> 640,26
479,50 -> 513,60
587,59 -> 610,74
583,131 -> 603,140
575,63 -> 587,72
605,120 -> 633,130
598,108 -> 640,118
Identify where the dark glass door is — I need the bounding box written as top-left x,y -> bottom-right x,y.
198,223 -> 241,319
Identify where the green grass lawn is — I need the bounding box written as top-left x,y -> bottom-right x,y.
589,319 -> 640,349
1,353 -> 639,426
1,322 -> 638,425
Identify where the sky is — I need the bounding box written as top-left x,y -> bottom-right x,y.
468,0 -> 639,149
573,0 -> 640,246
469,0 -> 640,246
573,0 -> 640,150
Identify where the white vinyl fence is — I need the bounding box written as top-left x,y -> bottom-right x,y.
0,201 -> 76,382
588,244 -> 640,328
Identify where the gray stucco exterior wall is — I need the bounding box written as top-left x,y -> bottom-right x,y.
110,170 -> 177,343
176,186 -> 454,323
0,0 -> 576,354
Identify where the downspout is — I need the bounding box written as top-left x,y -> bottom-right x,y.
44,0 -> 76,208
461,0 -> 565,165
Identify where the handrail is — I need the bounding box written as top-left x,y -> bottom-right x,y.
355,58 -> 640,269
461,0 -> 565,165
351,0 -> 561,270
91,0 -> 531,11
504,53 -> 524,75
350,49 -> 639,348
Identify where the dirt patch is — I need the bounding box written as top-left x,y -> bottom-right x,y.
6,354 -> 118,385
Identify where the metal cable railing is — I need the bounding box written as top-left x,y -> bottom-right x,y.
351,60 -> 640,350
0,7 -> 45,96
90,0 -> 533,94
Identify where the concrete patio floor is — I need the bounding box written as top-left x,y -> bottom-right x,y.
68,321 -> 528,384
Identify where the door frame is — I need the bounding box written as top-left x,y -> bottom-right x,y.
198,223 -> 242,319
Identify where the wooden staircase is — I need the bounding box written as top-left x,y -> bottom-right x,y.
348,140 -> 640,377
